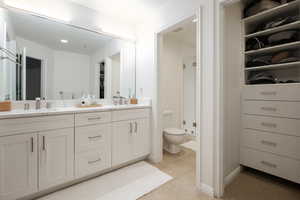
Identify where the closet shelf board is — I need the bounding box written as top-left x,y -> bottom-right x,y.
245,41 -> 300,56
245,61 -> 300,72
243,0 -> 300,24
245,21 -> 300,39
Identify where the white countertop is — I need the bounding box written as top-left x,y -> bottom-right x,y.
0,104 -> 151,119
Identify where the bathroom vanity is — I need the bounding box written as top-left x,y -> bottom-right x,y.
0,105 -> 151,200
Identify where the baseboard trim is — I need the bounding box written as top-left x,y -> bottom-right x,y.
224,166 -> 242,186
199,183 -> 214,197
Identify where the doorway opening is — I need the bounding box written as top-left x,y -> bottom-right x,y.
145,15 -> 201,199
26,56 -> 42,100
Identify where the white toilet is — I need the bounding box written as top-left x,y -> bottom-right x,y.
162,110 -> 186,154
163,128 -> 186,154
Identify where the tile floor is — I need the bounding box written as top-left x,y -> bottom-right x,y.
141,147 -> 300,200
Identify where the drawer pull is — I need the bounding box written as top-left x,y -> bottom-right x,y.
261,161 -> 277,168
31,137 -> 34,153
134,122 -> 138,133
130,122 -> 133,134
261,122 -> 277,128
261,107 -> 277,112
42,136 -> 46,151
88,135 -> 102,140
261,140 -> 277,147
260,91 -> 277,96
88,117 -> 102,121
88,158 -> 101,164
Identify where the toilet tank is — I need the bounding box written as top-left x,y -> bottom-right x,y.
162,110 -> 176,129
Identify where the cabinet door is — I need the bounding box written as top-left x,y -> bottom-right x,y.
132,118 -> 150,159
39,128 -> 74,190
112,121 -> 133,166
0,134 -> 38,200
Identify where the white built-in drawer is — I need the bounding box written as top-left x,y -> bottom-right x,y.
75,124 -> 111,153
0,114 -> 74,137
243,101 -> 300,119
112,108 -> 150,122
75,146 -> 111,178
242,129 -> 300,160
243,115 -> 300,137
240,148 -> 300,184
243,84 -> 300,101
75,112 -> 111,126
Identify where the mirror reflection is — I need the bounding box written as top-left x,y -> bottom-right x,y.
0,7 -> 136,101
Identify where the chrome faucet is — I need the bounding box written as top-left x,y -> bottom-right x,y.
35,97 -> 41,110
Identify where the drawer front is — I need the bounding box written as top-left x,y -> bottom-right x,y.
75,147 -> 111,178
112,108 -> 150,122
243,115 -> 300,137
240,148 -> 300,184
243,101 -> 300,119
0,114 -> 74,137
243,85 -> 300,101
75,124 -> 111,153
242,129 -> 300,160
75,112 -> 111,126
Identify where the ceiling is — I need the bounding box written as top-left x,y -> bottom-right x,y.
164,19 -> 197,48
8,10 -> 113,55
67,0 -> 171,25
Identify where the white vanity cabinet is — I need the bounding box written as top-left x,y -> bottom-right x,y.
0,106 -> 151,200
0,114 -> 74,200
38,128 -> 74,190
74,111 -> 112,178
112,109 -> 150,166
0,133 -> 38,200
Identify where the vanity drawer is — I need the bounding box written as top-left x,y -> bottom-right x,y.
243,101 -> 300,119
242,129 -> 300,160
75,124 -> 111,153
112,108 -> 150,122
75,112 -> 111,126
240,148 -> 300,184
243,85 -> 300,101
75,147 -> 111,178
243,115 -> 300,137
0,114 -> 74,137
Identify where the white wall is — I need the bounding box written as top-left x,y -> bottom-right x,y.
223,3 -> 242,178
136,0 -> 217,191
53,50 -> 90,99
160,34 -> 184,129
0,0 -> 135,40
160,32 -> 196,130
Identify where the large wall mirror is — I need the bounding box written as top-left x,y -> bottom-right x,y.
0,7 -> 136,101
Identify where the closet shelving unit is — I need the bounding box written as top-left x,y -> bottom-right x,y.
243,0 -> 300,84
239,0 -> 300,185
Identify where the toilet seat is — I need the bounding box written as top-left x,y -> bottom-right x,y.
164,128 -> 185,135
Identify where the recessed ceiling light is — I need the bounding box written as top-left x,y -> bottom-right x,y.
60,39 -> 68,44
192,18 -> 198,23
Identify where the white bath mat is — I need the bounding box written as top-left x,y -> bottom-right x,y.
38,161 -> 172,200
181,140 -> 197,152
